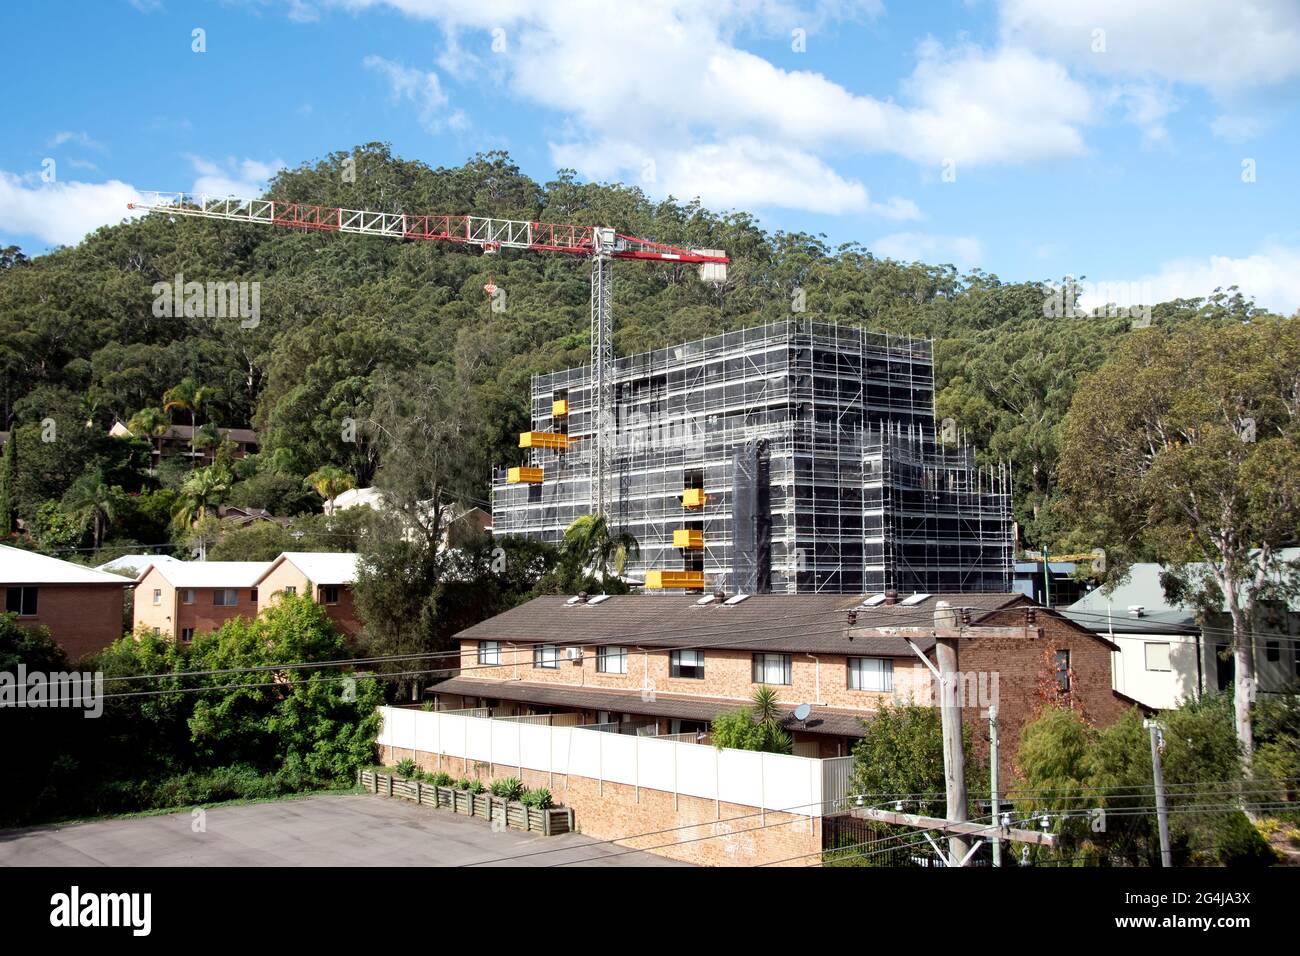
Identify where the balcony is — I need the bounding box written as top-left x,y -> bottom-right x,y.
519,431 -> 571,451
682,488 -> 707,508
673,529 -> 704,550
645,570 -> 706,590
507,466 -> 544,484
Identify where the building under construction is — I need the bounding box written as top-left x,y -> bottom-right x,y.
492,320 -> 1013,594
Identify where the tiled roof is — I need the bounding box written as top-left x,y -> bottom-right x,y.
429,677 -> 871,738
454,592 -> 1027,656
0,545 -> 134,586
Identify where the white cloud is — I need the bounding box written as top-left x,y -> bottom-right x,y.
870,232 -> 985,269
186,155 -> 286,197
999,0 -> 1300,95
363,55 -> 453,133
1210,114 -> 1270,142
1092,246 -> 1300,316
0,171 -> 145,246
327,2 -> 1094,214
46,130 -> 107,152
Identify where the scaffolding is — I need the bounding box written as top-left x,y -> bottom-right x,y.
492,319 -> 1012,594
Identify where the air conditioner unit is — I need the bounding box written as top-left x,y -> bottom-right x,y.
565,646 -> 583,660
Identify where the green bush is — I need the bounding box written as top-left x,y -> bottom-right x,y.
455,777 -> 472,791
491,777 -> 525,800
467,779 -> 486,795
431,771 -> 454,787
521,787 -> 554,809
394,758 -> 417,778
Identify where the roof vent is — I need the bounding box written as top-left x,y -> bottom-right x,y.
722,593 -> 750,606
695,595 -> 718,606
588,594 -> 611,606
1127,605 -> 1145,617
859,593 -> 888,607
900,592 -> 931,606
713,589 -> 727,603
883,589 -> 899,606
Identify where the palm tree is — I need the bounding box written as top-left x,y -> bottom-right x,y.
162,378 -> 219,467
561,514 -> 640,581
173,465 -> 232,529
307,465 -> 357,516
126,406 -> 169,440
62,470 -> 126,551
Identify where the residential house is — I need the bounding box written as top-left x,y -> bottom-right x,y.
431,590 -> 1137,778
1,544 -> 133,660
111,421 -> 258,469
133,560 -> 270,643
255,552 -> 363,638
1064,553 -> 1300,710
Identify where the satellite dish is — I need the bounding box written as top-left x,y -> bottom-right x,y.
793,703 -> 812,722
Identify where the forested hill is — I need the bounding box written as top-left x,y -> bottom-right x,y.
0,143 -> 1275,548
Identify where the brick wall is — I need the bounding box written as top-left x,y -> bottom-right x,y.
379,742 -> 822,867
258,560 -> 362,639
3,583 -> 126,661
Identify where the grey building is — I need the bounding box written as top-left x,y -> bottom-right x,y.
492,320 -> 1013,594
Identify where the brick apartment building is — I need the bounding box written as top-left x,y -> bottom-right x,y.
1,544 -> 132,660
432,590 -> 1140,777
133,560 -> 270,642
255,552 -> 363,638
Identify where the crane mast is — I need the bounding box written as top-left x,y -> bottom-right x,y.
128,192 -> 728,519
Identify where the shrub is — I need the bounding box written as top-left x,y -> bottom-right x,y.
394,758 -> 417,778
431,771 -> 454,787
491,777 -> 525,800
467,779 -> 486,795
521,787 -> 554,809
455,777 -> 472,790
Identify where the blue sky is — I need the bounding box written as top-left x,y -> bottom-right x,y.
2,0 -> 1299,312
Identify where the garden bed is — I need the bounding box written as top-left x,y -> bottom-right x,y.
358,769 -> 573,836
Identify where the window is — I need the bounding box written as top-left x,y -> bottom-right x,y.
1055,650 -> 1071,692
848,657 -> 894,692
283,585 -> 296,597
180,628 -> 195,643
212,589 -> 238,607
1266,641 -> 1280,663
181,589 -> 195,605
153,627 -> 161,636
250,588 -> 258,603
152,588 -> 162,606
478,641 -> 502,666
670,649 -> 705,679
597,646 -> 628,674
533,644 -> 560,669
752,653 -> 792,685
6,586 -> 38,616
1144,642 -> 1171,672
320,585 -> 340,605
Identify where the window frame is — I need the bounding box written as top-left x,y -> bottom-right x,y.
212,588 -> 239,607
180,627 -> 195,643
1143,642 -> 1172,672
532,644 -> 560,670
1055,649 -> 1071,692
596,645 -> 628,675
669,649 -> 705,680
320,584 -> 340,605
847,656 -> 894,692
752,652 -> 793,686
477,641 -> 502,666
6,586 -> 38,617
181,588 -> 195,605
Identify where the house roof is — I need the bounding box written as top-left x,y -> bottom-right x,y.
0,545 -> 134,586
428,677 -> 871,738
136,560 -> 271,588
95,553 -> 183,576
453,592 -> 1029,656
258,552 -> 360,586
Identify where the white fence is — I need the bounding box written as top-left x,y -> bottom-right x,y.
378,706 -> 846,817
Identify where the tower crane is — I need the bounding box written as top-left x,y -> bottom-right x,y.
127,192 -> 729,518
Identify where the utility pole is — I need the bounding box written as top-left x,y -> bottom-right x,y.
933,601 -> 968,863
989,702 -> 1001,867
1146,718 -> 1172,867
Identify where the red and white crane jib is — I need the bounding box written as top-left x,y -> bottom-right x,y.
126,192 -> 730,268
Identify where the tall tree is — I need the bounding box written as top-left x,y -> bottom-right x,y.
0,432 -> 15,536
61,469 -> 127,551
560,514 -> 640,583
1060,319 -> 1300,771
162,378 -> 218,467
306,465 -> 356,516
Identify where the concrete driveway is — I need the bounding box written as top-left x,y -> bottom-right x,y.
0,793 -> 688,867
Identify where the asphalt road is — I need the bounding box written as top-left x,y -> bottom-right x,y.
0,793 -> 688,867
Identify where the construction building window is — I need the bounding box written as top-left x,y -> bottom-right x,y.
478,641 -> 502,666
1055,650 -> 1071,692
670,649 -> 705,679
533,644 -> 560,669
752,653 -> 792,685
1144,642 -> 1171,672
848,657 -> 894,692
6,586 -> 38,617
596,646 -> 628,674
